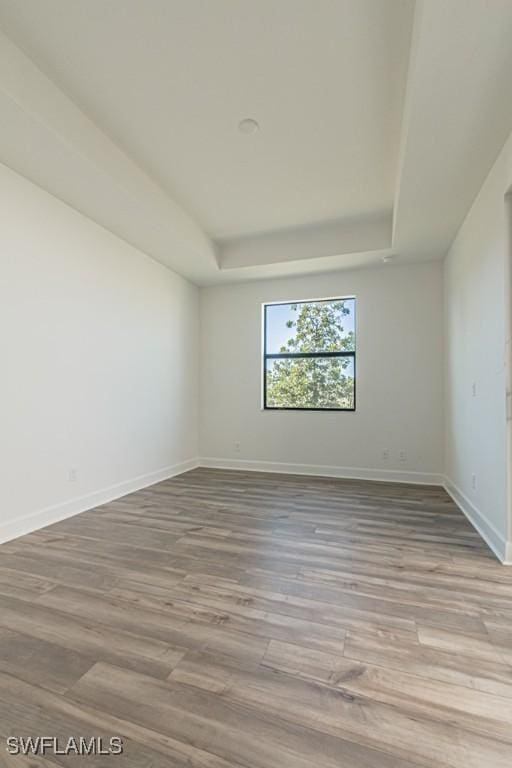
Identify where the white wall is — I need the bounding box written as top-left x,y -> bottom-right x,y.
0,163 -> 199,543
200,262 -> 444,483
5,133 -> 511,564
444,131 -> 512,563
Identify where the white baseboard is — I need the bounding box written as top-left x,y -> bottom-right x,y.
442,476 -> 512,565
8,459 -> 510,566
0,458 -> 199,546
199,456 -> 443,486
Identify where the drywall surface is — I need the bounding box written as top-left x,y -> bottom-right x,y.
200,262 -> 444,483
0,162 -> 199,542
444,131 -> 512,562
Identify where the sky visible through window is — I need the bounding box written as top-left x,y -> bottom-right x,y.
266,298 -> 355,353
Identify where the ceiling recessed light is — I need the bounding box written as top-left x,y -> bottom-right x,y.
238,118 -> 259,134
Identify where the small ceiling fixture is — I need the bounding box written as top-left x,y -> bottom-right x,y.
238,118 -> 259,134
382,254 -> 394,263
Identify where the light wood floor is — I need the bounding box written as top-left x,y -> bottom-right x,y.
0,468 -> 512,767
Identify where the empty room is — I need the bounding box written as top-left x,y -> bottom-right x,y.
1,0 -> 512,766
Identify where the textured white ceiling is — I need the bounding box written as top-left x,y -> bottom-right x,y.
0,0 -> 413,239
0,0 -> 511,284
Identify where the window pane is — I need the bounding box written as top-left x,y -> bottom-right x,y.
265,298 -> 355,354
265,357 -> 354,409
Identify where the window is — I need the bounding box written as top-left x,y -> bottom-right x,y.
263,297 -> 356,411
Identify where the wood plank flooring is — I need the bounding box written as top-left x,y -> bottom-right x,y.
0,468 -> 512,767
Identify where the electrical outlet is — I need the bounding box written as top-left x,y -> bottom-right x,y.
234,441 -> 241,453
381,449 -> 389,461
471,473 -> 477,491
68,468 -> 78,482
399,450 -> 407,462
